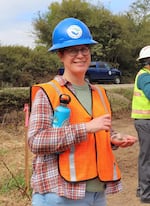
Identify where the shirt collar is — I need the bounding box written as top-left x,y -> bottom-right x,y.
54,75 -> 96,91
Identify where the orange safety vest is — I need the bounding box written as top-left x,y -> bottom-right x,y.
31,79 -> 121,182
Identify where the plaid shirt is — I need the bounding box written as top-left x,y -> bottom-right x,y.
28,75 -> 122,199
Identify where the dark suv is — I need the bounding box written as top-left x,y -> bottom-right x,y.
85,61 -> 122,84
57,61 -> 122,84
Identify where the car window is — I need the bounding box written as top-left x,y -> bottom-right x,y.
90,62 -> 96,68
90,65 -> 96,68
98,62 -> 106,68
104,63 -> 110,69
90,61 -> 112,70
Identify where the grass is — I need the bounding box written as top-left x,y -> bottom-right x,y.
0,172 -> 25,194
0,149 -> 8,156
106,87 -> 133,118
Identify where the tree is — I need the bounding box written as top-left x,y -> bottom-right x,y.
0,45 -> 60,87
33,0 -> 125,64
33,0 -> 94,48
126,0 -> 150,58
128,0 -> 150,24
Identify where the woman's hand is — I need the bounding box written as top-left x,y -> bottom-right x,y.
86,114 -> 111,133
111,133 -> 138,148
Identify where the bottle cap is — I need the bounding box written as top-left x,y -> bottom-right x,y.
59,94 -> 71,104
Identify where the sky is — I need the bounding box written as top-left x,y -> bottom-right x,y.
0,0 -> 135,49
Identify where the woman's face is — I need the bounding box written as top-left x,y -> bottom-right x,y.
58,45 -> 91,75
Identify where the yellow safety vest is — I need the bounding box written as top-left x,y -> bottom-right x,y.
131,68 -> 150,119
31,79 -> 121,182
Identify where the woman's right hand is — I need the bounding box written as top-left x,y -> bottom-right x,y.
85,114 -> 111,133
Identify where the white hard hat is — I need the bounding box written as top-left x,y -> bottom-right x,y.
137,45 -> 150,61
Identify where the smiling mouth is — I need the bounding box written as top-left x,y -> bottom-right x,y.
74,61 -> 86,64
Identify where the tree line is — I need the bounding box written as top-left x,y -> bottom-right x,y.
1,0 -> 150,87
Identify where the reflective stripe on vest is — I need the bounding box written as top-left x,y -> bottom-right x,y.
31,80 -> 121,182
132,109 -> 150,114
133,91 -> 142,96
69,146 -> 76,181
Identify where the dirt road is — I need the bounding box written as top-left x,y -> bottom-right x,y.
103,83 -> 134,89
107,117 -> 142,206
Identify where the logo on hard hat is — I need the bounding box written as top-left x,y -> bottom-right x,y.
67,25 -> 82,39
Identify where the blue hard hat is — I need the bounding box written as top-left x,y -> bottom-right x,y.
48,17 -> 98,52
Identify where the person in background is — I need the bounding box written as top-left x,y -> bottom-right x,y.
131,45 -> 150,204
28,17 -> 137,206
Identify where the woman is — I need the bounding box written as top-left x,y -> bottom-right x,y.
28,17 -> 137,206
